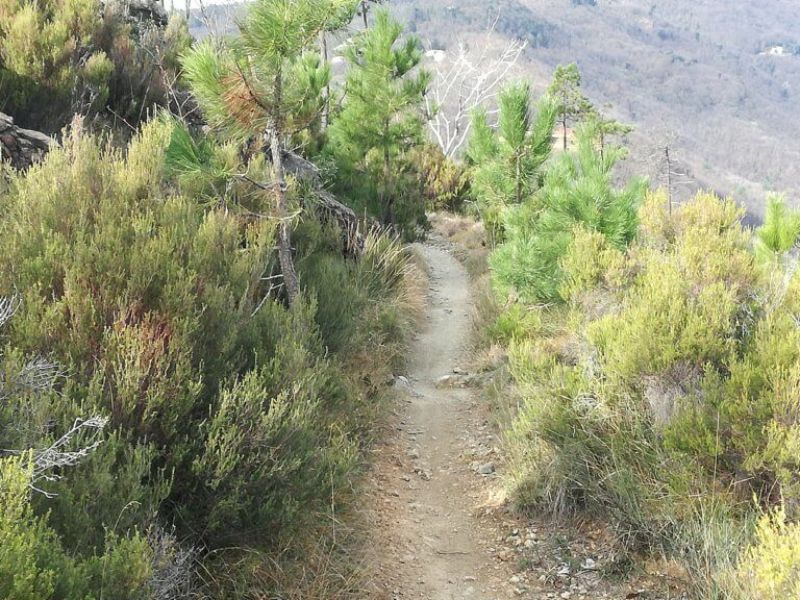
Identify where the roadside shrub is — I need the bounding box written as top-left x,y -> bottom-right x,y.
0,455 -> 161,600
0,0 -> 190,132
722,507 -> 800,599
0,114 -> 423,598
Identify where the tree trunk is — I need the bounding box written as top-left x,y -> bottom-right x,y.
381,126 -> 393,224
362,0 -> 369,28
269,69 -> 300,306
665,146 -> 672,217
562,115 -> 568,151
319,31 -> 330,131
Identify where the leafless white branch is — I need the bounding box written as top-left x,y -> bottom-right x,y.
425,18 -> 526,157
2,417 -> 109,498
0,295 -> 21,329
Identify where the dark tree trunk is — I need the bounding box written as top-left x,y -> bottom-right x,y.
319,31 -> 330,130
269,68 -> 300,305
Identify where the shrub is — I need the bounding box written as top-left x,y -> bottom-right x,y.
0,113 -> 423,597
0,455 -> 161,600
495,190 -> 800,592
722,507 -> 800,599
0,0 -> 190,132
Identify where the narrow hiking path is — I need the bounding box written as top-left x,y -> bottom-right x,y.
367,239 -> 514,600
362,232 -> 684,600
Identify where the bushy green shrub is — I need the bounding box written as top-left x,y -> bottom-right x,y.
0,455 -> 159,600
721,507 -> 800,599
497,190 -> 800,592
0,0 -> 190,132
0,115 -> 422,597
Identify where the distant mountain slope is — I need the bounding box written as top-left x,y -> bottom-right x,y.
188,0 -> 800,220
389,0 -> 800,220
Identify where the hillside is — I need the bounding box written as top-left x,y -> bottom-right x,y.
389,0 -> 800,221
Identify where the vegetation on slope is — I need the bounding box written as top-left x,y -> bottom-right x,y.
469,74 -> 800,598
0,1 -> 438,597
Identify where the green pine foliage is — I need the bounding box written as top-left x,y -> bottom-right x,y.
756,193 -> 800,258
466,82 -> 556,241
490,123 -> 645,303
548,63 -> 593,151
325,9 -> 430,232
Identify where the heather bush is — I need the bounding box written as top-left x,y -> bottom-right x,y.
494,189 -> 800,594
0,115 -> 422,596
0,0 -> 190,132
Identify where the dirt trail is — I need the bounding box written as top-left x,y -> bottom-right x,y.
365,235 -> 680,600
368,240 -> 512,600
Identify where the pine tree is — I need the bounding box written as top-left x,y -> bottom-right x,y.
466,82 -> 556,242
490,122 -> 645,302
586,106 -> 632,162
756,193 -> 800,258
326,9 -> 430,227
182,0 -> 357,305
548,63 -> 593,151
318,3 -> 358,131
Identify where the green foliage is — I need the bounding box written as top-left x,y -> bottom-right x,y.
548,63 -> 593,150
492,188 -> 800,593
722,507 -> 800,599
101,11 -> 192,127
490,123 -> 645,303
466,82 -> 556,240
0,455 -> 158,600
0,115 -> 422,599
756,193 -> 800,258
0,0 -> 190,131
182,0 -> 356,141
325,9 -> 430,231
410,144 -> 471,212
0,0 -> 105,126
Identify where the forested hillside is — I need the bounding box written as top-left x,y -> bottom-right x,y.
390,0 -> 800,220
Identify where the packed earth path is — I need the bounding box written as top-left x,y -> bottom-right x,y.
363,235 -> 672,600
367,239 -> 516,600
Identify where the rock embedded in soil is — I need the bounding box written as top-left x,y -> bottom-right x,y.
477,462 -> 496,475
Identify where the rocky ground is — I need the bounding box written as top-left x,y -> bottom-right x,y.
0,112 -> 52,170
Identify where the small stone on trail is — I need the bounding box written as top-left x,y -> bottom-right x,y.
436,374 -> 453,387
477,462 -> 495,475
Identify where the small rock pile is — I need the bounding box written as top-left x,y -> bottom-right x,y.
0,113 -> 53,170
